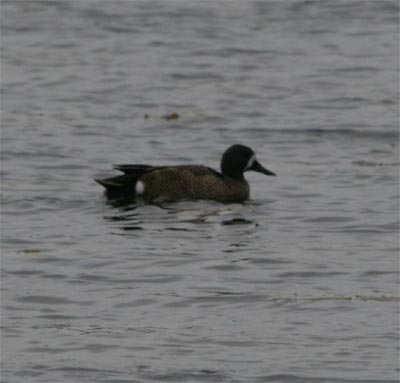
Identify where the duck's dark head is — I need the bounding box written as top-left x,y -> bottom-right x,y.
220,144 -> 276,179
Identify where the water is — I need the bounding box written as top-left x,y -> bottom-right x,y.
1,1 -> 399,382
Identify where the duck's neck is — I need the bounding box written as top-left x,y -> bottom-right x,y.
222,170 -> 245,181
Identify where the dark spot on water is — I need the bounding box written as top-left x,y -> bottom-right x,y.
106,197 -> 137,209
18,249 -> 47,254
221,218 -> 254,226
121,226 -> 144,231
164,227 -> 196,232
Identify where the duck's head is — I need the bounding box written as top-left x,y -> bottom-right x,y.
220,144 -> 276,179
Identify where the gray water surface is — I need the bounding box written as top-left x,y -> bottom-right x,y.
1,1 -> 399,382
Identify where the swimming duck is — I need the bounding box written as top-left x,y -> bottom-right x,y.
95,144 -> 276,202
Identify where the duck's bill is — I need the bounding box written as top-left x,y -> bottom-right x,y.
250,160 -> 276,176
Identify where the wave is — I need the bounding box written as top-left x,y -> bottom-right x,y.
244,127 -> 399,141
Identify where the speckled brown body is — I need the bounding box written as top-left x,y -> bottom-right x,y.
140,165 -> 249,202
96,144 -> 276,202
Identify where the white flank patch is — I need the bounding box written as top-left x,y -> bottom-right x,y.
245,154 -> 256,170
135,181 -> 145,195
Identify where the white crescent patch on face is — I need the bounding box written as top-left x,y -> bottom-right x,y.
135,181 -> 145,195
245,154 -> 256,171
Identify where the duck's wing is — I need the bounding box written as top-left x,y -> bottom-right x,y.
113,164 -> 156,174
205,166 -> 224,179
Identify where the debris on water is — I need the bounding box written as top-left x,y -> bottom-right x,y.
162,112 -> 180,121
18,249 -> 45,254
144,112 -> 180,121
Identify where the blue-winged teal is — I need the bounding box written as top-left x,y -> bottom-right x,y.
96,144 -> 276,202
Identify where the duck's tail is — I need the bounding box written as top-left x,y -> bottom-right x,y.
95,174 -> 137,196
95,164 -> 156,197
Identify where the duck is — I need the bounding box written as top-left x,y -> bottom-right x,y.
95,144 -> 276,203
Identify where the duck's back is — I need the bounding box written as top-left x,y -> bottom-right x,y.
140,165 -> 249,202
